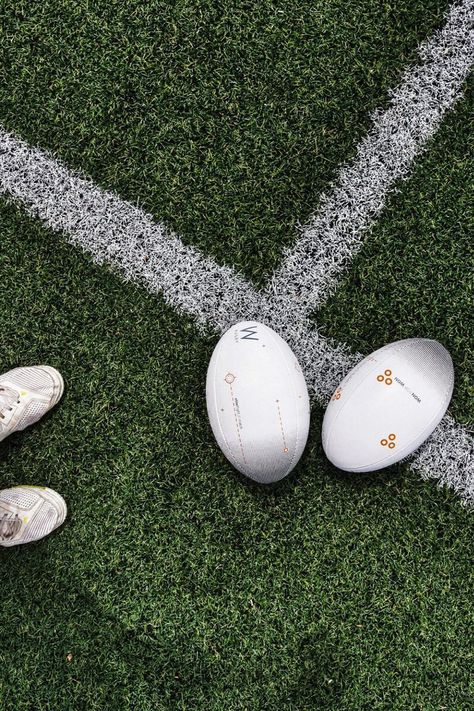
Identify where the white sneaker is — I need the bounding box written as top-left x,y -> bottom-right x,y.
0,366 -> 64,442
0,486 -> 67,546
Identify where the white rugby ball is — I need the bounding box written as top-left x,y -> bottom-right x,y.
206,321 -> 310,483
322,339 -> 454,472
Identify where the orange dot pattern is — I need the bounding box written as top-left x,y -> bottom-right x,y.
377,368 -> 393,385
380,433 -> 397,449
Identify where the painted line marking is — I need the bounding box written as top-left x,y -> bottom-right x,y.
0,1 -> 472,505
1,127 -> 472,506
266,0 -> 474,316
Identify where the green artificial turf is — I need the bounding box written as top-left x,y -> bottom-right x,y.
0,199 -> 473,711
0,1 -> 473,709
0,0 -> 452,285
317,75 -> 474,423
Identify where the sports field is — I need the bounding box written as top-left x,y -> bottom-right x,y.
0,1 -> 473,709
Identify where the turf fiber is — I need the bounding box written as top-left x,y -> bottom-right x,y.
0,0 -> 454,284
0,1 -> 473,709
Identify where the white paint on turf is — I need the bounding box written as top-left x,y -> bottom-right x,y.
0,1 -> 473,504
0,129 -> 267,331
0,127 -> 472,505
266,0 -> 474,315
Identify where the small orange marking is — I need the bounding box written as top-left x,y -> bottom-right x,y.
276,401 -> 289,453
377,369 -> 393,385
381,433 -> 397,448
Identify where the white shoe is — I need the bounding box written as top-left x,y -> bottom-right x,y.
0,366 -> 64,442
0,486 -> 67,546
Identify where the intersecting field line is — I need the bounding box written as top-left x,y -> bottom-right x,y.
0,125 -> 472,505
0,0 -> 473,504
266,0 -> 474,315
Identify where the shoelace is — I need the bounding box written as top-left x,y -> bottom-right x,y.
0,386 -> 20,421
0,512 -> 22,541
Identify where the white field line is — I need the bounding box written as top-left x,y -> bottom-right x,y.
0,128 -> 472,505
266,0 -> 474,315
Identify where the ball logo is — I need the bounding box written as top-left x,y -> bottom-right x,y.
377,369 -> 393,385
224,373 -> 235,384
240,326 -> 259,341
331,387 -> 342,401
380,433 -> 396,449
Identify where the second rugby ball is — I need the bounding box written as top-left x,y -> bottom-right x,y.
322,338 -> 454,472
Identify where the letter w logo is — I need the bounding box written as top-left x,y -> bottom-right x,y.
240,325 -> 259,341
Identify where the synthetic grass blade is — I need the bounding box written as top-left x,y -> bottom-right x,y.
0,126 -> 472,506
267,0 -> 474,314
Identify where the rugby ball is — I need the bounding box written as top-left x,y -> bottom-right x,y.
206,321 -> 310,483
322,339 -> 454,472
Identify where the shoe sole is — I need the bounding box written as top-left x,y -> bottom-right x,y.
41,486 -> 68,525
38,366 -> 65,408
